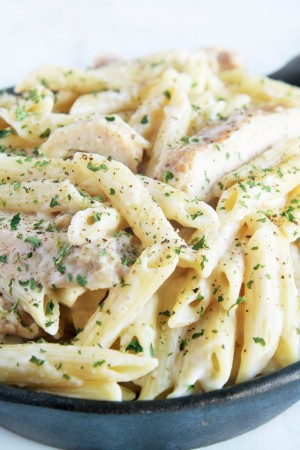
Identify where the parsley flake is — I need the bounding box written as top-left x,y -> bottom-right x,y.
24,236 -> 41,248
163,170 -> 174,184
10,213 -> 21,230
253,337 -> 266,346
126,339 -> 144,353
76,274 -> 88,287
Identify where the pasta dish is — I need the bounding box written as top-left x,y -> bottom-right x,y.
0,49 -> 299,401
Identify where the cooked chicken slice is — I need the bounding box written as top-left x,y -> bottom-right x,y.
203,48 -> 242,72
0,213 -> 141,292
153,107 -> 300,201
93,54 -> 122,69
40,116 -> 149,172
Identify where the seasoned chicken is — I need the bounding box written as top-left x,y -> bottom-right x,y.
0,213 -> 141,292
40,116 -> 149,172
153,107 -> 300,201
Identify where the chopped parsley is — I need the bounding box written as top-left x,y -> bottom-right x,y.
92,360 -> 106,368
159,310 -> 171,317
140,115 -> 148,124
33,219 -> 44,229
10,212 -> 21,230
15,106 -> 28,121
120,276 -> 130,287
54,242 -> 73,269
247,280 -> 254,289
163,170 -> 174,184
39,128 -> 51,139
24,88 -> 40,102
253,337 -> 266,346
29,355 -> 45,366
126,339 -> 144,353
93,212 -> 102,222
0,129 -> 13,138
24,236 -> 41,248
150,343 -> 155,357
87,161 -> 108,172
179,339 -> 188,351
76,274 -> 88,287
227,296 -> 246,315
45,299 -> 55,315
163,90 -> 171,100
0,255 -> 7,263
191,235 -> 209,251
191,211 -> 203,220
12,181 -> 21,190
192,329 -> 205,339
49,195 -> 60,208
181,136 -> 190,145
281,206 -> 296,222
200,255 -> 208,270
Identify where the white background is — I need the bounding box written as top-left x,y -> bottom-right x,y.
0,0 -> 300,449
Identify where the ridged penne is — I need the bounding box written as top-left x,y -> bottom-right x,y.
76,243 -> 179,347
1,48 -> 300,402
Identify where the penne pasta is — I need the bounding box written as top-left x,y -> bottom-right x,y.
0,48 -> 300,401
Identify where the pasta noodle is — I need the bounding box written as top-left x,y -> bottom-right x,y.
0,48 -> 299,401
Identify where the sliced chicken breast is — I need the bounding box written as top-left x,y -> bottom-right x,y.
0,213 -> 140,292
153,107 -> 300,201
40,116 -> 150,172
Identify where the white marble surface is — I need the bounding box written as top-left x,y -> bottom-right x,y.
0,0 -> 300,448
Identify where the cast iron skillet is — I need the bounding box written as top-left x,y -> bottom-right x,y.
0,57 -> 300,450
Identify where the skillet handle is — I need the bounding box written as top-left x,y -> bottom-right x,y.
268,54 -> 300,87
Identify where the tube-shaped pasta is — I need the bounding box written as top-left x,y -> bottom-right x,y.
138,269 -> 187,400
76,243 -> 179,347
221,69 -> 300,106
119,293 -> 159,358
0,180 -> 99,213
129,68 -> 188,141
212,139 -> 300,199
0,154 -> 101,197
71,289 -> 107,330
211,239 -> 245,312
67,205 -> 126,245
40,380 -> 124,401
237,222 -> 283,383
70,87 -> 139,116
0,344 -> 158,387
0,275 -> 59,335
190,221 -> 241,278
169,301 -> 236,397
217,150 -> 300,223
145,70 -> 192,177
42,381 -> 137,401
274,238 -> 300,366
0,108 -> 77,144
57,287 -> 87,308
137,175 -> 219,230
73,152 -> 196,269
168,270 -> 212,328
275,185 -> 300,242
